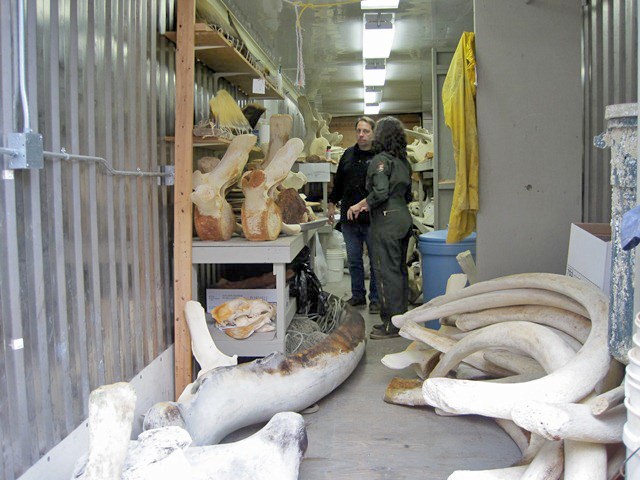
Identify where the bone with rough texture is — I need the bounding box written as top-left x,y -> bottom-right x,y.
184,300 -> 237,375
453,305 -> 590,344
384,377 -> 428,406
144,308 -> 365,445
415,274 -> 610,419
241,138 -> 304,241
590,384 -> 624,415
72,382 -> 136,480
511,401 -> 625,443
563,439 -> 607,480
191,134 -> 257,240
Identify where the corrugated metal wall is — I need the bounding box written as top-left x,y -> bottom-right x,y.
583,0 -> 638,222
0,1 -> 226,478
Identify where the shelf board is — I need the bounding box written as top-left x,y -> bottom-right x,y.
164,135 -> 263,153
412,159 -> 434,172
165,24 -> 283,100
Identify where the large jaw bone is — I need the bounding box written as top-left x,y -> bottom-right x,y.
127,413 -> 307,480
144,308 -> 366,445
408,273 -> 610,419
241,138 -> 304,241
191,134 -> 257,241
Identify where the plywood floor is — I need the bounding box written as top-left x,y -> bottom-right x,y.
225,275 -> 521,479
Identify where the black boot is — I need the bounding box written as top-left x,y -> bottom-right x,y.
369,321 -> 399,339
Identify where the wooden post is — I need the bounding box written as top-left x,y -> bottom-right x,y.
173,0 -> 195,399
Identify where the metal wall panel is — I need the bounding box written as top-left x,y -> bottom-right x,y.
583,0 -> 638,222
0,1 -> 220,478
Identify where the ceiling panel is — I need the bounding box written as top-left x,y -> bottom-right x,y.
201,0 -> 473,117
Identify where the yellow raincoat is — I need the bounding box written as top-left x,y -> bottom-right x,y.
442,31 -> 478,243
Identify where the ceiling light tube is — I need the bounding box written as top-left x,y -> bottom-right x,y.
361,0 -> 399,9
363,64 -> 386,86
363,18 -> 395,59
364,87 -> 382,104
364,103 -> 380,115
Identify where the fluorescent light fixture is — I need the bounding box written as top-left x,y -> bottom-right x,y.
364,87 -> 382,104
363,14 -> 395,58
364,103 -> 380,115
363,63 -> 386,86
361,0 -> 399,9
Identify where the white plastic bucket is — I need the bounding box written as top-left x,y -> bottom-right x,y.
326,248 -> 345,283
623,423 -> 640,479
628,348 -> 640,378
626,373 -> 640,406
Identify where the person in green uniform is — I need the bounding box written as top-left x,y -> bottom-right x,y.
347,116 -> 413,339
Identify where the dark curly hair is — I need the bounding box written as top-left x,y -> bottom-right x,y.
372,116 -> 407,162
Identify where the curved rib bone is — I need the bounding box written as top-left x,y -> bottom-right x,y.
453,305 -> 590,343
482,350 -> 546,377
144,309 -> 365,445
428,321 -> 577,379
419,274 -> 609,419
511,401 -> 624,443
401,320 -> 514,377
393,287 -> 589,329
521,439 -> 563,480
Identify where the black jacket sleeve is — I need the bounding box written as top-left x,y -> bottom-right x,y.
328,153 -> 346,205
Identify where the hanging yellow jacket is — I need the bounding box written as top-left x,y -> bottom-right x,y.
442,31 -> 478,243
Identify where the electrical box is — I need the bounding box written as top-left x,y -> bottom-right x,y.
7,132 -> 44,169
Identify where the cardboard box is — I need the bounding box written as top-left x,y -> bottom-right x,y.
566,223 -> 612,294
295,163 -> 331,182
205,288 -> 282,313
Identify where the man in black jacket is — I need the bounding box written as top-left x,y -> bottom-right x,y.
328,116 -> 379,314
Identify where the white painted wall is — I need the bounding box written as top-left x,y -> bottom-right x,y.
474,0 -> 583,280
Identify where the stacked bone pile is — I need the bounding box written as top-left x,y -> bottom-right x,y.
211,298 -> 276,339
383,273 -> 627,478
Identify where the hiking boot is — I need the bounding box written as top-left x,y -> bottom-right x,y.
369,326 -> 400,340
368,302 -> 380,314
371,323 -> 385,331
347,297 -> 366,307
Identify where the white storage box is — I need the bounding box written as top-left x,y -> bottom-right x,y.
295,163 -> 331,182
566,223 -> 612,294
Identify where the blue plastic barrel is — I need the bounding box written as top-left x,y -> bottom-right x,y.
418,230 -> 477,329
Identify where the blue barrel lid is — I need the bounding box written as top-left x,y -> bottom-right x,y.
419,229 -> 477,245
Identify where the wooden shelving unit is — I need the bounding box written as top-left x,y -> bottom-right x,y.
164,135 -> 263,152
165,24 -> 283,100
